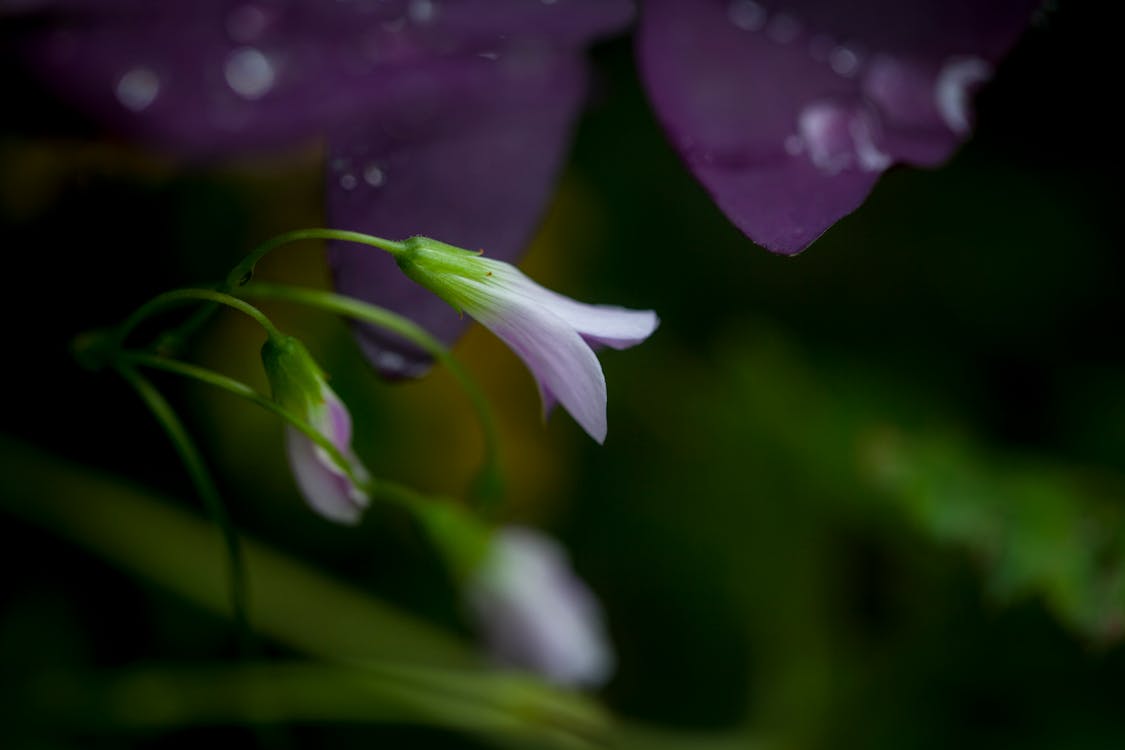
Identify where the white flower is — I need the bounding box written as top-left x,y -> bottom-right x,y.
396,237 -> 659,443
466,526 -> 615,687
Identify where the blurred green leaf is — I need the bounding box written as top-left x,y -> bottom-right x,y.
715,332 -> 1125,644
0,434 -> 762,750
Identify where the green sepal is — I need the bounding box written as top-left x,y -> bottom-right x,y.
394,236 -> 492,314
415,501 -> 493,584
260,335 -> 326,415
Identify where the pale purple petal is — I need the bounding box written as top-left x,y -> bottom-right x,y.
490,265 -> 660,350
637,0 -> 1037,254
327,53 -> 589,377
466,526 -> 614,687
285,388 -> 370,525
473,293 -> 608,444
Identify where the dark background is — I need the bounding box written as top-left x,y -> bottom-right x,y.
2,1 -> 1124,747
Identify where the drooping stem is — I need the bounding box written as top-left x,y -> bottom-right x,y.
238,282 -> 503,510
118,352 -> 368,492
226,228 -> 406,290
159,229 -> 408,354
115,364 -> 249,646
116,288 -> 283,348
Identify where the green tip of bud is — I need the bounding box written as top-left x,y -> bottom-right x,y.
395,237 -> 493,315
260,335 -> 327,414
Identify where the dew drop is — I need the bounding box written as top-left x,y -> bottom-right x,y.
224,47 -> 276,100
331,157 -> 351,173
375,350 -> 407,372
798,101 -> 854,174
477,51 -> 500,61
407,0 -> 436,24
862,56 -> 932,124
935,56 -> 992,134
727,0 -> 767,32
829,45 -> 861,77
115,67 -> 160,112
849,114 -> 891,172
363,163 -> 386,187
340,173 -> 358,190
766,13 -> 801,44
796,101 -> 890,174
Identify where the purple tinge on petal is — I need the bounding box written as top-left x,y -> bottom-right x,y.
466,526 -> 615,687
327,52 -> 589,377
285,388 -> 370,525
637,0 -> 1038,254
13,0 -> 632,157
475,290 -> 608,444
511,271 -> 660,350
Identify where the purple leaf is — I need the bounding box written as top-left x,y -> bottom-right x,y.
326,52 -> 591,377
637,0 -> 1037,253
12,0 -> 634,375
16,0 -> 633,156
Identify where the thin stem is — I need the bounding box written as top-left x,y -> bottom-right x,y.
117,288 -> 283,348
160,230 -> 407,354
114,364 -> 249,646
227,228 -> 407,289
118,352 -> 371,494
238,282 -> 503,510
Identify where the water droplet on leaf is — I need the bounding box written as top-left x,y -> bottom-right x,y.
224,47 -> 276,100
115,67 -> 159,111
363,163 -> 386,187
727,0 -> 767,31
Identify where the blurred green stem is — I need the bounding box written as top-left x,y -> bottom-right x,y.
114,364 -> 249,646
0,434 -> 474,665
116,287 -> 282,348
39,662 -> 608,750
118,351 -> 369,495
0,435 -> 762,750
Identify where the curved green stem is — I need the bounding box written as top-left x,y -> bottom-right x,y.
159,230 -> 407,354
226,228 -> 406,289
118,352 -> 370,493
238,282 -> 503,510
114,364 -> 249,645
117,288 -> 283,348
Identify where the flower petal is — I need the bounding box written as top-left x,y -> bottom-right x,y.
489,263 -> 660,350
285,389 -> 370,525
637,0 -> 1037,253
466,526 -> 615,687
471,288 -> 608,444
327,52 -> 590,377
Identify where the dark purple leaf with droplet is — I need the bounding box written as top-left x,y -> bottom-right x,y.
637,0 -> 1037,254
11,0 -> 632,378
326,52 -> 587,378
14,0 -> 632,156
